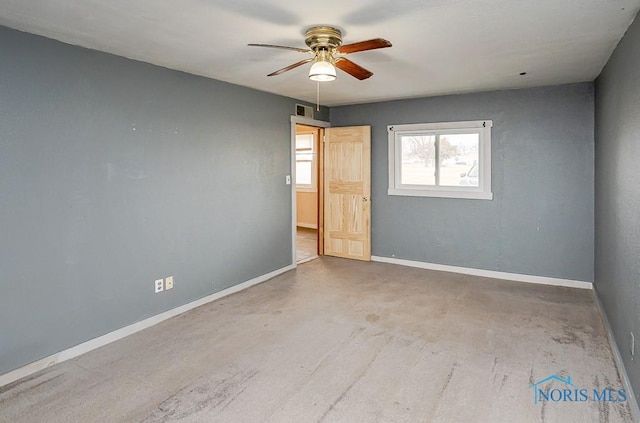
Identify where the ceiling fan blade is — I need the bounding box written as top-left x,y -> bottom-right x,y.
248,43 -> 311,53
336,38 -> 392,54
335,58 -> 373,80
267,58 -> 315,76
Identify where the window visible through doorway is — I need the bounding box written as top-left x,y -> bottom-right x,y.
295,133 -> 316,191
387,120 -> 493,200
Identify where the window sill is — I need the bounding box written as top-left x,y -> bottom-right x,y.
388,188 -> 493,200
296,187 -> 318,193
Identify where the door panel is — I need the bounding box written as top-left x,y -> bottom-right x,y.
324,126 -> 371,261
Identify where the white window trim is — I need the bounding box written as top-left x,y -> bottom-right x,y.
388,120 -> 493,200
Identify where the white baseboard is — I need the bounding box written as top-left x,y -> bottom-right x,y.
593,288 -> 640,422
296,223 -> 317,229
297,255 -> 319,265
0,264 -> 295,388
371,256 -> 592,290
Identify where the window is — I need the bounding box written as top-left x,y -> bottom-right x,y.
388,120 -> 493,200
295,133 -> 316,190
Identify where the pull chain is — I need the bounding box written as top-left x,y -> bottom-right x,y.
316,81 -> 320,112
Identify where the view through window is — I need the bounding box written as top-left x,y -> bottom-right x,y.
399,132 -> 479,187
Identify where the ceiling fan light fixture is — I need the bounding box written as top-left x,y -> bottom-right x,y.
309,60 -> 336,81
250,26 -> 391,81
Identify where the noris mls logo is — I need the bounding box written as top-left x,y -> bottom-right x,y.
530,374 -> 627,404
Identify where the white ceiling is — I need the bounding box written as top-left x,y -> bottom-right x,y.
0,0 -> 638,106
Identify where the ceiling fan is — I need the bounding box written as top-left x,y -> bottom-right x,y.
249,26 -> 392,81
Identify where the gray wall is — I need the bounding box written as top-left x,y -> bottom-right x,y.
0,26 -> 325,375
595,14 -> 640,401
331,84 -> 594,282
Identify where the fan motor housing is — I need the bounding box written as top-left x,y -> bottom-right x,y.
305,26 -> 342,51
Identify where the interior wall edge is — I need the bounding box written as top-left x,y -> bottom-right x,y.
593,287 -> 640,422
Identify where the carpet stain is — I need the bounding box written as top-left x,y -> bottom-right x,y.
440,363 -> 457,396
499,374 -> 509,390
366,313 -> 380,323
529,367 -> 535,385
0,371 -> 64,399
317,337 -> 387,422
142,367 -> 258,422
593,375 -> 610,423
551,326 -> 585,348
491,357 -> 498,374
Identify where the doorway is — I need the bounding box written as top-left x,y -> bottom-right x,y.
294,124 -> 322,263
290,117 -> 371,264
290,117 -> 330,264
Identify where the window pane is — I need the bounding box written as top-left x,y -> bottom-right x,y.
296,161 -> 312,185
296,134 -> 313,150
296,133 -> 315,187
296,152 -> 313,161
400,135 -> 436,186
439,133 -> 479,187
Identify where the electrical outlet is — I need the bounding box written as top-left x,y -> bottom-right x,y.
631,332 -> 635,359
165,276 -> 174,290
155,278 -> 164,293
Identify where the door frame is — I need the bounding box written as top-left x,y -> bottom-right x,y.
290,116 -> 331,266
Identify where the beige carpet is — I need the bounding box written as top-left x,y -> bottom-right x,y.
0,257 -> 633,422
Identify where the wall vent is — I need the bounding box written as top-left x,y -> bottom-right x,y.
295,104 -> 314,119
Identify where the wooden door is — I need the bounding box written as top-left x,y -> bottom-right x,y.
323,126 -> 371,261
